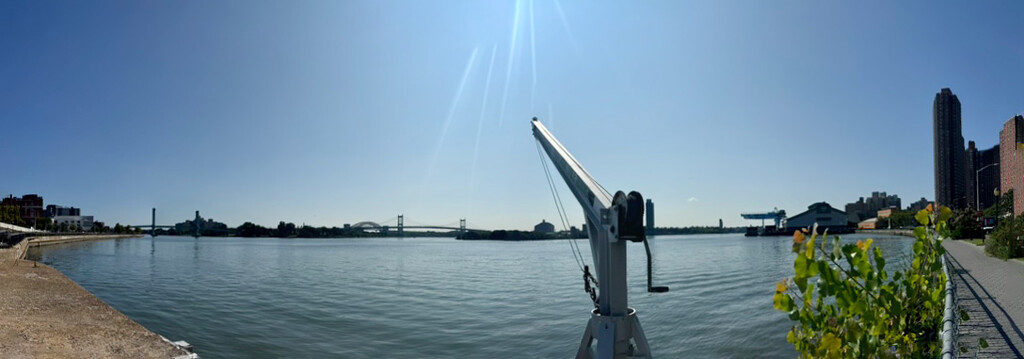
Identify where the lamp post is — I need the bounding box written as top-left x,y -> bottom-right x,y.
976,163 -> 1000,211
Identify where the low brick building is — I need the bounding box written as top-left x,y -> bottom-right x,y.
2,194 -> 45,226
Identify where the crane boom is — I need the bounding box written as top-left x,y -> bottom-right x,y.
531,118 -> 663,359
532,119 -> 613,226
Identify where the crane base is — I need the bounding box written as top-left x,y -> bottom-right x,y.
575,307 -> 651,359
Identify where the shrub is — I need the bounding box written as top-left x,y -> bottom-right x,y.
949,209 -> 983,240
774,206 -> 949,357
986,214 -> 1024,260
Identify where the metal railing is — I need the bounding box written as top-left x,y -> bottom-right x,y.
0,221 -> 45,233
940,254 -> 961,358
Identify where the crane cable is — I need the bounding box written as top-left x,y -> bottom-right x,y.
535,141 -> 590,276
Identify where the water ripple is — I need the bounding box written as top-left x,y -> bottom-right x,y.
27,234 -> 911,358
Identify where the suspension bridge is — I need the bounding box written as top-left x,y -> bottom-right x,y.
136,209 -> 487,238
349,215 -> 487,237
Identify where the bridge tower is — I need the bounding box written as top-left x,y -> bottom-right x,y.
459,218 -> 466,238
397,214 -> 404,238
151,208 -> 157,237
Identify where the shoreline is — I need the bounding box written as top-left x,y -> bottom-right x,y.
0,234 -> 195,358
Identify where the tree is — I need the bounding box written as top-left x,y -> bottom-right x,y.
949,209 -> 983,239
298,225 -> 323,238
238,222 -> 273,237
34,217 -> 52,231
1,205 -> 25,226
984,189 -> 1013,220
113,223 -> 124,234
277,221 -> 296,237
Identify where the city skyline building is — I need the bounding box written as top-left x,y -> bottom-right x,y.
645,199 -> 654,235
966,141 -> 978,209
933,88 -> 968,209
845,191 -> 901,224
971,143 -> 1001,210
45,204 -> 80,217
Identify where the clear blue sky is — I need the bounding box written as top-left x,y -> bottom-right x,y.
3,1 -> 1023,230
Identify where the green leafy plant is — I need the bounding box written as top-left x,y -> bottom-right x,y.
986,213 -> 1024,260
773,205 -> 950,358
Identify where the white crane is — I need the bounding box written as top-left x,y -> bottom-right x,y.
532,118 -> 668,359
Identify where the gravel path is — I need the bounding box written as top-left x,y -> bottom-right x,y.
0,238 -> 186,358
945,239 -> 1024,358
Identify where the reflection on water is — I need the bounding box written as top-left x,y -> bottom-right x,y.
27,233 -> 910,358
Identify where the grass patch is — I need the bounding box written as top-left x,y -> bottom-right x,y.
964,239 -> 985,246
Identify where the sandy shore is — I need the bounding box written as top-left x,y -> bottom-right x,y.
0,235 -> 188,358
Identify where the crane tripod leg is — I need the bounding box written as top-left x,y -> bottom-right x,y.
575,308 -> 651,359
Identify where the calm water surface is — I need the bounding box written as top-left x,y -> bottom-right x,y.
28,233 -> 911,358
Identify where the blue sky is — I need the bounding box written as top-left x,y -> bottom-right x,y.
2,1 -> 1023,230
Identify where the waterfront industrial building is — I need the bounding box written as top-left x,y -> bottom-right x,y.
52,215 -> 95,231
785,202 -> 850,234
533,220 -> 554,233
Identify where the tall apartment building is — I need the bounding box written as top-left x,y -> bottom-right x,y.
645,199 -> 654,235
933,88 -> 968,209
966,141 -> 978,209
1000,115 -> 1024,215
971,144 -> 1001,210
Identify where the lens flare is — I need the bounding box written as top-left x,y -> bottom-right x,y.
429,47 -> 480,179
497,0 -> 522,127
529,0 -> 537,110
469,45 -> 499,207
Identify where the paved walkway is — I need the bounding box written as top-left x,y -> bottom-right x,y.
944,239 -> 1024,358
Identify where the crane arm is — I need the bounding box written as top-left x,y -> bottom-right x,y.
531,118 -> 613,228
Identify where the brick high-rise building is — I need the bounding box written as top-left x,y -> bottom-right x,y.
933,88 -> 968,209
1000,115 -> 1024,215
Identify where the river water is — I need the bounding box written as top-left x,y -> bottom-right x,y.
27,233 -> 912,358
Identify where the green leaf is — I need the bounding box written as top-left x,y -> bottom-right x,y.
979,338 -> 989,349
820,333 -> 841,351
916,209 -> 930,225
795,253 -> 809,277
874,247 -> 886,272
939,206 -> 953,222
960,309 -> 970,322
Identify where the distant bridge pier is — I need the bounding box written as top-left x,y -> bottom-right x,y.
151,208 -> 156,237
459,219 -> 466,238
